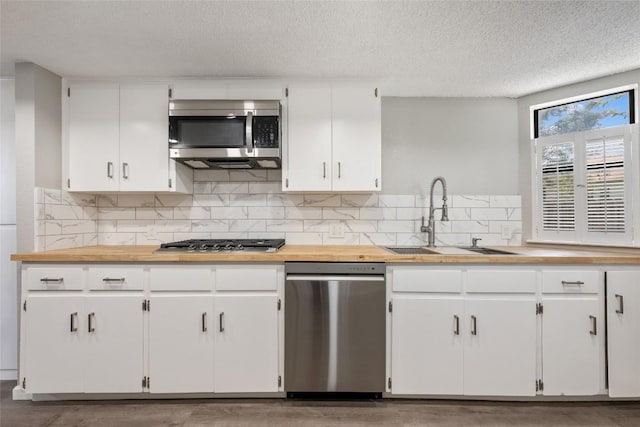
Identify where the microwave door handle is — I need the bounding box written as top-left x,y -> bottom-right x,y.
246,111 -> 254,153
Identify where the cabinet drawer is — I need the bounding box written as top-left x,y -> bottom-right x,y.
216,267 -> 278,291
467,270 -> 536,293
88,267 -> 144,291
26,267 -> 84,290
542,270 -> 600,294
391,268 -> 462,293
150,267 -> 213,291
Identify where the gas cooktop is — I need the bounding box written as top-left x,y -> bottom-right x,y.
156,239 -> 285,253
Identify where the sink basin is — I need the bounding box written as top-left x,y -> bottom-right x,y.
385,247 -> 440,255
457,247 -> 516,255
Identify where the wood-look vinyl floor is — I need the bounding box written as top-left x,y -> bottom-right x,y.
2,381 -> 640,426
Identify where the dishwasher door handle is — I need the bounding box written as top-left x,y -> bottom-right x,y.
286,275 -> 385,282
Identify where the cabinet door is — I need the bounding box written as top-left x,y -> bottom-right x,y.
24,295 -> 84,393
119,83 -> 171,192
286,85 -> 332,191
331,85 -> 381,192
391,296 -> 463,395
149,295 -> 214,393
542,298 -> 601,395
84,295 -> 143,393
464,298 -> 537,396
607,271 -> 640,397
214,295 -> 279,393
68,81 -> 120,191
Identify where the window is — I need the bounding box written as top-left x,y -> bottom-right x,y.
532,86 -> 638,246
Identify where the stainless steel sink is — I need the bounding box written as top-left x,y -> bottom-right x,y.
385,247 -> 440,255
457,247 -> 515,255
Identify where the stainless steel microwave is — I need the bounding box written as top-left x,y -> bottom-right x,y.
169,100 -> 281,169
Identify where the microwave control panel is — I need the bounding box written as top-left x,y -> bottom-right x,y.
253,117 -> 279,148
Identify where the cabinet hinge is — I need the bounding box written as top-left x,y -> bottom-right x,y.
169,88 -> 172,98
536,379 -> 543,392
23,301 -> 26,312
285,178 -> 289,188
22,378 -> 26,389
388,301 -> 392,313
536,303 -> 543,315
374,88 -> 378,97
168,178 -> 172,189
278,375 -> 282,387
277,298 -> 281,311
388,377 -> 392,390
67,178 -> 71,189
285,88 -> 289,97
67,88 -> 70,97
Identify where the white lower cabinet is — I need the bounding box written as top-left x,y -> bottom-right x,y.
149,295 -> 214,393
463,298 -> 537,396
214,295 -> 279,393
542,298 -> 601,395
24,294 -> 143,394
25,295 -> 84,393
391,296 -> 463,395
540,270 -> 603,396
607,271 -> 640,397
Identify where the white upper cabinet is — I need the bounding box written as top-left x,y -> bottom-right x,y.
285,82 -> 381,192
170,79 -> 284,100
64,81 -> 192,193
67,81 -> 120,192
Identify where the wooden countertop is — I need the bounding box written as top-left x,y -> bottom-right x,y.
11,244 -> 640,264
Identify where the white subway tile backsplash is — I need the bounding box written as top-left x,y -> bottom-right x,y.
35,186 -> 522,249
194,170 -> 230,182
136,208 -> 174,220
230,170 -> 267,182
379,195 -> 414,208
249,206 -> 285,219
266,219 -> 304,232
174,206 -> 211,220
304,194 -> 342,207
267,170 -> 282,182
322,208 -> 359,220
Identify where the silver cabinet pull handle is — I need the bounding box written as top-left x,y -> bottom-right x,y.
70,312 -> 78,332
338,162 -> 341,179
122,162 -> 129,180
471,315 -> 477,336
323,162 -> 326,179
102,277 -> 125,283
615,294 -> 624,314
589,315 -> 597,335
88,312 -> 96,333
375,178 -> 379,188
219,312 -> 224,332
107,161 -> 114,178
562,280 -> 584,286
202,312 -> 207,332
246,111 -> 254,153
453,314 -> 460,335
40,278 -> 63,283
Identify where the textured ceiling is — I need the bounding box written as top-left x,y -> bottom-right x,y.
1,1 -> 639,97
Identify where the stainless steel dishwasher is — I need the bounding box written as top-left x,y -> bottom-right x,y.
284,262 -> 385,395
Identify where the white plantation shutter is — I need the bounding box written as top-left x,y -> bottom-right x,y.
534,124 -> 635,245
541,142 -> 575,232
586,136 -> 625,233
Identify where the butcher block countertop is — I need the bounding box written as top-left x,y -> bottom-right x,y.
11,244 -> 640,264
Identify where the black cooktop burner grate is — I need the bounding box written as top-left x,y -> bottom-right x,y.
157,238 -> 285,253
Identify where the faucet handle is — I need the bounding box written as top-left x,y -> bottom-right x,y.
471,237 -> 482,248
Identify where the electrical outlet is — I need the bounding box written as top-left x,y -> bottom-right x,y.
329,223 -> 345,238
501,224 -> 513,239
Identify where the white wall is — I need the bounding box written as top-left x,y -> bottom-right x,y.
381,97 -> 519,195
15,63 -> 62,253
0,78 -> 17,380
517,68 -> 640,241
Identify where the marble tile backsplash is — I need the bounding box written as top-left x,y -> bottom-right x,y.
35,170 -> 522,249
